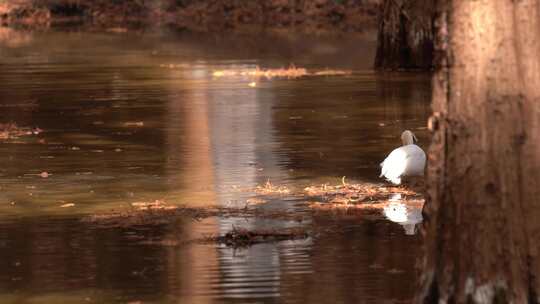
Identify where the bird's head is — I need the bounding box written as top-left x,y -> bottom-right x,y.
401,130 -> 418,145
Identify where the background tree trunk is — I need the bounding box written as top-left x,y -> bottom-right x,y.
419,0 -> 540,303
374,0 -> 435,69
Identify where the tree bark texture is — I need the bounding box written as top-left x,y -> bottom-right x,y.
374,0 -> 435,69
419,0 -> 540,303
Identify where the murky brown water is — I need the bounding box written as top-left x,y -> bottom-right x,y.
0,28 -> 430,303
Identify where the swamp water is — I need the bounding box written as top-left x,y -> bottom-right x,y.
0,28 -> 431,303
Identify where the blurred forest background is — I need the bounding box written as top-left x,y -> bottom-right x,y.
0,0 -> 381,32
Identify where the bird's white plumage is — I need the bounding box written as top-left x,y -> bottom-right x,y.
380,130 -> 426,185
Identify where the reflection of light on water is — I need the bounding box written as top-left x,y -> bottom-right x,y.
216,243 -> 281,298
210,234 -> 313,299
200,63 -> 302,299
383,194 -> 423,235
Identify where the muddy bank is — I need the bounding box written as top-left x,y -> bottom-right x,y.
0,0 -> 381,32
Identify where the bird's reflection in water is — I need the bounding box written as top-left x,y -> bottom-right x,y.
383,194 -> 423,235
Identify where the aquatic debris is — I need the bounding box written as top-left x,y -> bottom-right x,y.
245,197 -> 267,205
83,203 -> 305,229
143,225 -> 308,248
289,116 -> 303,120
123,121 -> 144,127
140,239 -> 185,247
131,200 -> 177,210
205,226 -> 308,247
75,171 -> 93,175
0,123 -> 42,139
255,180 -> 291,195
211,65 -> 352,80
304,180 -> 423,209
82,205 -> 209,228
159,63 -> 190,69
60,203 -> 75,208
313,69 -> 353,76
308,198 -> 424,211
213,65 -> 308,79
40,172 -> 50,178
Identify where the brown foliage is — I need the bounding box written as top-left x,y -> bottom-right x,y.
0,0 -> 380,32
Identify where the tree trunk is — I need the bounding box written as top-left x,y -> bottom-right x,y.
374,0 -> 435,69
419,0 -> 540,303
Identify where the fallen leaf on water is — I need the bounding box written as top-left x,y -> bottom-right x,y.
124,121 -> 144,127
246,198 -> 267,205
255,180 -> 290,195
76,171 -> 93,175
131,200 -> 176,210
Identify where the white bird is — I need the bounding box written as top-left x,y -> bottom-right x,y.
380,130 -> 426,185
